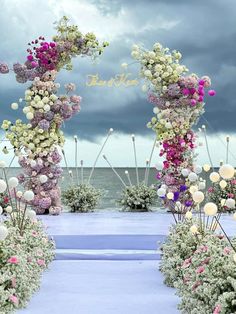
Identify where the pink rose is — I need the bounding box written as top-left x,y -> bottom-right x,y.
223,247 -> 231,255
196,266 -> 205,274
9,295 -> 18,305
213,304 -> 221,314
8,256 -> 19,264
37,259 -> 46,267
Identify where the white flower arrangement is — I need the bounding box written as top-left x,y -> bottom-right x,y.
160,218 -> 201,287
62,183 -> 101,213
0,161 -> 55,313
175,234 -> 236,314
0,218 -> 55,313
118,183 -> 157,212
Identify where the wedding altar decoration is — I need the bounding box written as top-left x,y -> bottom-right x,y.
0,161 -> 55,313
61,129 -> 113,212
102,134 -> 157,211
0,16 -> 108,215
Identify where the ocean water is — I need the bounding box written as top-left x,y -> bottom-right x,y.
6,167 -> 158,210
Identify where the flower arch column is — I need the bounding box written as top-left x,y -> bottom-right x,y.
131,43 -> 215,219
1,16 -> 108,214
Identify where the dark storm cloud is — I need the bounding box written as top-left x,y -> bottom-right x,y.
0,0 -> 236,141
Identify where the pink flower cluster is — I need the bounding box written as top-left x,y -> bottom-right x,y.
26,37 -> 58,71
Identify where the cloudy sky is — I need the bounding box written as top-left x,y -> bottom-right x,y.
0,0 -> 236,167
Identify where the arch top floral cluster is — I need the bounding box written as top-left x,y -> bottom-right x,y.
132,43 -> 216,213
0,16 -> 109,83
0,16 -> 108,215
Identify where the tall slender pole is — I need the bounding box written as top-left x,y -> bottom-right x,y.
144,159 -> 149,185
146,138 -> 157,185
226,135 -> 230,164
131,134 -> 139,186
103,155 -> 127,188
62,149 -> 73,184
74,135 -> 79,185
81,160 -> 84,184
88,128 -> 113,184
125,170 -> 132,186
202,125 -> 214,170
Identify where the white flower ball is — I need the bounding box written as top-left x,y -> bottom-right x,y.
165,122 -> 172,129
194,165 -> 202,174
189,185 -> 198,194
16,191 -> 23,198
185,211 -> 192,219
190,225 -> 198,234
157,188 -> 166,197
8,177 -> 19,188
209,172 -> 220,183
144,70 -> 152,78
0,161 -> 6,168
160,184 -> 167,190
188,172 -> 198,182
23,190 -> 35,201
192,191 -> 204,203
26,112 -> 34,120
219,164 -> 235,179
30,160 -> 37,167
11,102 -> 18,110
5,206 -> 12,213
233,253 -> 236,263
225,198 -> 235,209
219,180 -> 227,189
0,225 -> 8,241
203,164 -> 211,172
198,181 -> 206,190
153,107 -> 159,114
131,50 -> 139,59
0,179 -> 7,193
44,104 -> 51,112
204,202 -> 218,216
0,206 -> 3,215
167,192 -> 174,200
39,175 -> 48,184
27,209 -> 37,220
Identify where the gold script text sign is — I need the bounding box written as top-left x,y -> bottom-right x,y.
86,73 -> 139,87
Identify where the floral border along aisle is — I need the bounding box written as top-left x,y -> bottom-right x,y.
0,161 -> 55,313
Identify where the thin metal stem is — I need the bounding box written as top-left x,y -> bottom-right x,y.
103,155 -> 127,188
146,138 -> 157,185
88,129 -> 113,184
132,135 -> 139,186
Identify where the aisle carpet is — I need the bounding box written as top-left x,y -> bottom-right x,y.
18,211 -> 236,314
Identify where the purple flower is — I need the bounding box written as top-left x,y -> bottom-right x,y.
38,119 -> 50,130
0,62 -> 9,74
180,185 -> 187,192
185,200 -> 193,207
173,192 -> 179,202
38,197 -> 52,209
44,111 -> 54,121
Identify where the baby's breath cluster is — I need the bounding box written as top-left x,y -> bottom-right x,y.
118,183 -> 157,212
62,184 -> 101,213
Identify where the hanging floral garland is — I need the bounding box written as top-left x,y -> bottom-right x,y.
0,16 -> 108,214
131,43 -> 215,217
